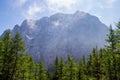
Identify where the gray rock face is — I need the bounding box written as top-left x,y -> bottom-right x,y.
11,11 -> 108,67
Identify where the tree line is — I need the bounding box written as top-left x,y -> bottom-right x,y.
0,22 -> 120,80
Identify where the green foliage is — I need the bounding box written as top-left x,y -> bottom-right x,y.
0,38 -> 4,76
38,62 -> 47,80
65,55 -> 77,80
1,30 -> 13,80
106,25 -> 116,52
77,60 -> 85,80
53,56 -> 59,80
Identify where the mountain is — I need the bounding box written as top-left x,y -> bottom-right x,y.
6,11 -> 108,67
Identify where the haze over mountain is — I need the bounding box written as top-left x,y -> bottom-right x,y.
3,11 -> 108,67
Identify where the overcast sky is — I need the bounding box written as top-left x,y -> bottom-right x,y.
0,0 -> 120,34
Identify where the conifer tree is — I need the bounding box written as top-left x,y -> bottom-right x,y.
53,56 -> 59,80
77,60 -> 85,80
106,25 -> 116,52
0,38 -> 4,78
38,62 -> 47,80
65,55 -> 77,80
58,57 -> 65,80
115,21 -> 120,53
28,56 -> 34,80
1,30 -> 13,80
10,32 -> 25,80
105,24 -> 120,80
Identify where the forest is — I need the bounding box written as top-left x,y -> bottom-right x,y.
0,21 -> 120,80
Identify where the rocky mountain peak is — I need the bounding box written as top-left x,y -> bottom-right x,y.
3,11 -> 108,68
